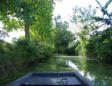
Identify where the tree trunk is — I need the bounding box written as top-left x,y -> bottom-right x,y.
25,24 -> 30,40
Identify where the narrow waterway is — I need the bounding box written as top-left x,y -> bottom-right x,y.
3,56 -> 112,86
54,56 -> 112,86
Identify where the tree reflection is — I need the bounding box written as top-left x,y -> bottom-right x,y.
72,58 -> 112,86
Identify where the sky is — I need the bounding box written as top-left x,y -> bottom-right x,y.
53,0 -> 110,21
0,22 -> 24,42
53,0 -> 98,33
0,0 -> 110,42
53,0 -> 97,21
53,0 -> 111,33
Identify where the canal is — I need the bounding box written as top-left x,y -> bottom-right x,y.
2,56 -> 112,86
64,57 -> 112,86
35,56 -> 112,86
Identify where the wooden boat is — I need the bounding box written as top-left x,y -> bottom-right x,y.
7,72 -> 91,86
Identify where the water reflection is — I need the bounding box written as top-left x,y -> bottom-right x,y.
66,60 -> 78,71
66,58 -> 112,86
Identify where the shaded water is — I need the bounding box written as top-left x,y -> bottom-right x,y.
3,56 -> 112,86
35,56 -> 112,86
64,57 -> 112,86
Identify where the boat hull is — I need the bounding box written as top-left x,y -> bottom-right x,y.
7,72 -> 90,86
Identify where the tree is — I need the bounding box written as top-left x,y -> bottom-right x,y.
86,28 -> 112,63
0,0 -> 31,39
0,30 -> 8,39
72,5 -> 97,36
54,16 -> 75,54
94,0 -> 112,27
71,6 -> 97,55
30,0 -> 54,41
0,0 -> 54,40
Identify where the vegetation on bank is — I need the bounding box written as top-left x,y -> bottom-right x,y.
0,0 -> 112,85
0,0 -> 75,85
0,39 -> 54,77
71,0 -> 112,64
86,28 -> 112,63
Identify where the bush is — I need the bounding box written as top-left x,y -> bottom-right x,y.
41,47 -> 53,57
0,40 -> 16,77
86,29 -> 112,63
13,39 -> 40,68
13,39 -> 54,68
0,39 -> 54,78
64,44 -> 78,55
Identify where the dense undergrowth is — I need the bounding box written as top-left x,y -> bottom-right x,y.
0,39 -> 54,84
75,29 -> 112,64
86,29 -> 112,63
71,4 -> 112,64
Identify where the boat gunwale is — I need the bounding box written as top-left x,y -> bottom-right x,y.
7,72 -> 91,86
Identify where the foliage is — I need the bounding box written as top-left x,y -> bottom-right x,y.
75,40 -> 88,56
94,0 -> 112,26
13,38 -> 54,67
72,5 -> 97,32
86,28 -> 112,63
64,43 -> 78,55
54,28 -> 75,53
84,0 -> 112,63
30,0 -> 54,41
0,0 -> 54,39
0,29 -> 8,39
0,39 -> 54,79
0,40 -> 16,77
72,2 -> 112,63
13,39 -> 39,67
71,6 -> 97,55
0,0 -> 55,84
53,16 -> 75,54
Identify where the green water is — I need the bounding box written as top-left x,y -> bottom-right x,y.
3,56 -> 112,86
35,56 -> 112,86
61,56 -> 112,86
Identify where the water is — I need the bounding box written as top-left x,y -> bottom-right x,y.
35,56 -> 112,86
0,56 -> 112,86
64,57 -> 112,86
3,56 -> 112,86
24,56 -> 112,86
